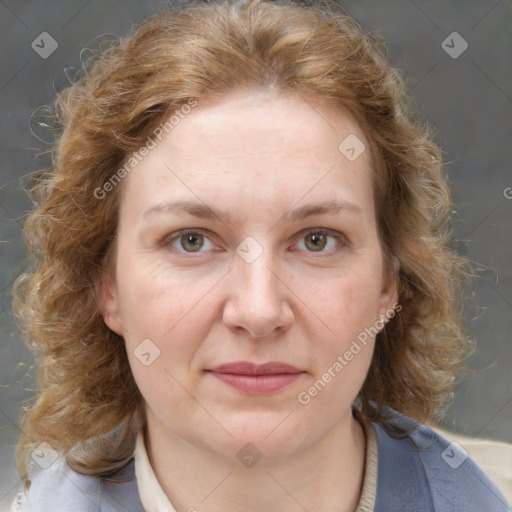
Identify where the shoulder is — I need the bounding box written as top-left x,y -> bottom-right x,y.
14,457 -> 144,512
371,410 -> 511,512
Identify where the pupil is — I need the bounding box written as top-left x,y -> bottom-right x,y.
307,233 -> 326,251
183,234 -> 203,252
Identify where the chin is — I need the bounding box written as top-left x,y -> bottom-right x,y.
205,412 -> 310,459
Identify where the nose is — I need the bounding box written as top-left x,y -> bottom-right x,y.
222,245 -> 294,339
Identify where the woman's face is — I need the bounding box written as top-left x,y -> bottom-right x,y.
102,90 -> 397,461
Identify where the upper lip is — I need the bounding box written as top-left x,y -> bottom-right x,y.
208,361 -> 304,375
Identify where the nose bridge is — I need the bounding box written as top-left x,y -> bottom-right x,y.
240,250 -> 277,295
235,234 -> 277,283
236,239 -> 281,307
223,236 -> 293,337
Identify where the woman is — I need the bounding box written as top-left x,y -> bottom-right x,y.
11,0 -> 510,510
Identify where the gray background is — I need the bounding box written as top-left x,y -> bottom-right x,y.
1,0 -> 511,508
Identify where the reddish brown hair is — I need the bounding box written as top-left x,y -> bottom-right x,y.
13,0 -> 471,487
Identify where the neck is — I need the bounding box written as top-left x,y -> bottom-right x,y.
144,410 -> 366,512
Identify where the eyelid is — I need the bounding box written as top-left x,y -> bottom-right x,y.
294,227 -> 348,254
159,228 -> 216,251
160,227 -> 347,254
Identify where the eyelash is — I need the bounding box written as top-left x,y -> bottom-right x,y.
160,228 -> 347,256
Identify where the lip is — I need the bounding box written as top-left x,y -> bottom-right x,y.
206,361 -> 305,394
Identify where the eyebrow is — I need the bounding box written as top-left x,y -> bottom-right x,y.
143,199 -> 361,224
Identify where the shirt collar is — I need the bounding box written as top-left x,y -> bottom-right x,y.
134,429 -> 178,512
133,414 -> 377,512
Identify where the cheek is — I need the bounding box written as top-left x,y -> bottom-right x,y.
118,277 -> 215,421
315,265 -> 384,340
115,249 -> 218,344
298,280 -> 378,412
304,262 -> 384,397
113,260 -> 221,411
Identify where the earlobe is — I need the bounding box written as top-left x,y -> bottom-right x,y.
97,276 -> 124,336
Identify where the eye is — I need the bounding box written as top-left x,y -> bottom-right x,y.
162,230 -> 216,253
295,229 -> 345,254
160,228 -> 346,255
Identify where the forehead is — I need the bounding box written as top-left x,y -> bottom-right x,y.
120,90 -> 375,219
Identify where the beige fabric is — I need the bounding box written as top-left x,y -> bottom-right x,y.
355,413 -> 378,512
432,426 -> 512,506
134,431 -> 178,512
133,419 -> 379,512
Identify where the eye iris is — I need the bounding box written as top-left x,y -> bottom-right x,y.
181,233 -> 204,252
305,233 -> 327,251
176,233 -> 330,253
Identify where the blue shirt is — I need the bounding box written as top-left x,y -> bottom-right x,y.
15,410 -> 511,511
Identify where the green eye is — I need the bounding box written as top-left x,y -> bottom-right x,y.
162,230 -> 214,253
161,228 -> 345,256
179,233 -> 205,252
304,232 -> 328,252
298,230 -> 343,253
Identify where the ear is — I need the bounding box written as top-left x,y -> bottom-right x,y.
97,274 -> 125,337
378,255 -> 400,320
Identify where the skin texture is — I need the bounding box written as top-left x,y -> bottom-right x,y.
101,89 -> 398,511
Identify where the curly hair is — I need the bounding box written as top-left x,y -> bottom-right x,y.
13,0 -> 472,488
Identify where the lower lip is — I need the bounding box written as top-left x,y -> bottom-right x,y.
209,372 -> 304,394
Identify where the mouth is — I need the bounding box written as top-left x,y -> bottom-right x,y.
205,361 -> 305,395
